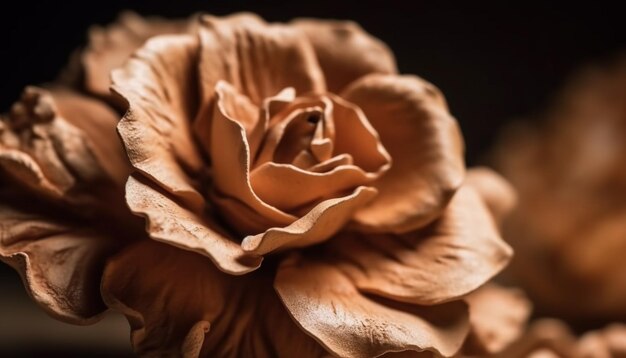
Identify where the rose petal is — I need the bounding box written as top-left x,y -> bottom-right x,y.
291,18 -> 397,93
198,13 -> 325,106
0,199 -> 119,324
275,255 -> 470,358
329,185 -> 512,305
102,240 -> 327,357
342,74 -> 465,234
463,284 -> 531,355
209,81 -> 296,233
125,175 -> 261,275
0,87 -> 131,220
465,167 -> 517,225
82,11 -> 196,99
113,34 -> 205,211
241,186 -> 377,255
250,162 -> 371,211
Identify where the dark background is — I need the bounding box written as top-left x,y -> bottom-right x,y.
0,1 -> 625,355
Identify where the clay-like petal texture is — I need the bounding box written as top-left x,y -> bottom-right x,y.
102,240 -> 327,357
292,18 -> 397,93
241,186 -> 377,255
329,185 -> 512,305
463,284 -> 531,355
342,74 -> 465,234
0,199 -> 119,324
198,13 -> 325,106
125,175 -> 261,275
82,11 -> 195,98
275,255 -> 470,358
0,87 -> 128,201
465,167 -> 517,225
114,33 -> 205,210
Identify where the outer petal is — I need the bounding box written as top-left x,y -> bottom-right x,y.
0,87 -> 129,202
82,11 -> 195,98
463,284 -> 531,355
328,185 -> 512,305
125,175 -> 261,275
0,198 -> 121,324
291,18 -> 397,93
102,240 -> 327,357
198,13 -> 325,106
342,74 -> 465,234
465,167 -> 517,225
275,255 -> 470,358
241,186 -> 377,255
113,34 -> 205,210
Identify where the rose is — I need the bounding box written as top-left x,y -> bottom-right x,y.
493,57 -> 626,322
1,12 -> 519,357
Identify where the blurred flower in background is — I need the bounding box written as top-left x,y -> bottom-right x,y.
493,56 -> 626,325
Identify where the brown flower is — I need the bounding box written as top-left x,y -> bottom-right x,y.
101,13 -> 515,356
0,86 -> 138,323
493,56 -> 626,322
1,12 -> 517,357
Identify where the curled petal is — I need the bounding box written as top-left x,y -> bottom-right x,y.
0,199 -> 119,324
463,284 -> 531,355
113,34 -> 205,210
292,18 -> 397,93
275,255 -> 470,358
102,240 -> 327,357
465,167 -> 517,225
241,186 -> 377,255
199,13 -> 325,106
342,74 -> 465,234
329,185 -> 512,305
82,11 -> 195,98
0,87 -> 129,202
125,175 -> 261,275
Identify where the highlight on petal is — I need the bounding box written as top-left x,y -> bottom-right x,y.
463,284 -> 531,355
275,255 -> 470,358
241,186 -> 377,255
113,33 -> 205,211
102,240 -> 327,357
82,11 -> 195,98
327,185 -> 511,306
465,167 -> 517,225
291,18 -> 397,93
342,74 -> 465,234
198,13 -> 325,106
0,86 -> 128,199
0,198 -> 119,324
125,175 -> 261,275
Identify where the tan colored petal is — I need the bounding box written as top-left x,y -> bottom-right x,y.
463,284 -> 531,355
0,87 -> 130,216
125,175 -> 261,275
102,240 -> 327,357
465,167 -> 517,225
209,81 -> 296,233
241,186 -> 377,255
198,13 -> 325,106
0,198 -> 119,324
291,18 -> 397,93
82,11 -> 195,98
113,34 -> 205,210
491,319 -> 576,358
342,74 -> 465,234
329,185 -> 512,305
275,255 -> 470,358
250,162 -> 371,211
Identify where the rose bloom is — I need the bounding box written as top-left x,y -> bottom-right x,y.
493,56 -> 626,323
1,12 -> 522,357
